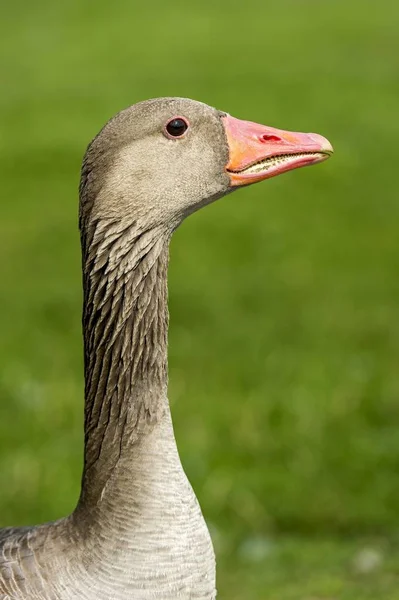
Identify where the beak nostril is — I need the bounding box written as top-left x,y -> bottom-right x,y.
260,134 -> 282,143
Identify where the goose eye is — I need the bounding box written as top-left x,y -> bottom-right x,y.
165,117 -> 189,138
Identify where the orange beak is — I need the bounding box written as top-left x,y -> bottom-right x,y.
222,115 -> 333,186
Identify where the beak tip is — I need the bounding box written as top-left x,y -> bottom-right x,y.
309,132 -> 334,154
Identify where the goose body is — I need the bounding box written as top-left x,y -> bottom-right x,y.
0,98 -> 332,600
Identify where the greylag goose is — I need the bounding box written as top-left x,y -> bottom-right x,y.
0,97 -> 332,600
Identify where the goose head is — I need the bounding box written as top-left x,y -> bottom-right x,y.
80,97 -> 333,231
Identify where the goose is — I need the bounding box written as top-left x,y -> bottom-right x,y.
0,97 -> 332,600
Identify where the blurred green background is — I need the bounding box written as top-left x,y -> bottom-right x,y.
1,0 -> 398,598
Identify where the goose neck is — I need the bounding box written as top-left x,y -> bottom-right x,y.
78,219 -> 171,510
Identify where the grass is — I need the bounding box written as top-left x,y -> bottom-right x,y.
1,0 -> 399,597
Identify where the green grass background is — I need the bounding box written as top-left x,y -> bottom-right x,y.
1,0 -> 399,597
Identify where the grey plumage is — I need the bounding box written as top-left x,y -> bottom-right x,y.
1,98 -> 230,600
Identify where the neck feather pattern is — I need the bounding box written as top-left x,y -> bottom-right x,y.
78,218 -> 169,504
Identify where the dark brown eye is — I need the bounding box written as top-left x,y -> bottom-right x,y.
165,117 -> 189,138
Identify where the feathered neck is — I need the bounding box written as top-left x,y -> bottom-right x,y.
77,217 -> 170,508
